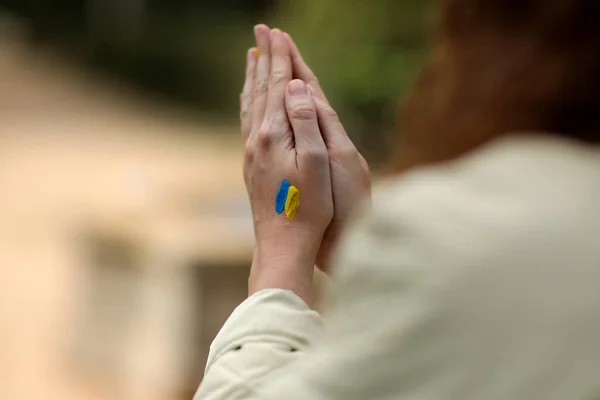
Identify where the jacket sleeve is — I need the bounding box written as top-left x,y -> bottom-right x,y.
194,178 -> 465,400
193,186 -> 426,400
193,288 -> 323,400
197,147 -> 600,400
193,184 -> 423,400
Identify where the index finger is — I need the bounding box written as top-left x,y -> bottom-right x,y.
251,24 -> 271,134
284,32 -> 328,103
264,29 -> 293,121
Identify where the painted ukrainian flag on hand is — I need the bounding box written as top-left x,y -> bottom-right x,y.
275,179 -> 300,220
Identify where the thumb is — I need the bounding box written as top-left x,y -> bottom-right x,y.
285,79 -> 326,158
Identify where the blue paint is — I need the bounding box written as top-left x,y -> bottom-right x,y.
275,179 -> 291,214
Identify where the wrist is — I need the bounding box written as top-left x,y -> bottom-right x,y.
249,225 -> 324,304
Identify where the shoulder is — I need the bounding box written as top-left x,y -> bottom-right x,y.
334,134 -> 600,282
316,136 -> 600,399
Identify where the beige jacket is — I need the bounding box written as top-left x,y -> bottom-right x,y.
195,136 -> 600,399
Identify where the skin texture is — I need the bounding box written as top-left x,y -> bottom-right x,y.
241,25 -> 372,303
283,33 -> 372,271
241,25 -> 333,304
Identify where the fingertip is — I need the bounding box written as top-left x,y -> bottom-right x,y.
248,47 -> 258,61
254,24 -> 270,47
254,24 -> 270,33
288,79 -> 307,97
269,28 -> 288,52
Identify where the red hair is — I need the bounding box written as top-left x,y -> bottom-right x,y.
394,0 -> 600,172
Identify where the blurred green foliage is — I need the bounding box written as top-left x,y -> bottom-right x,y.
0,0 -> 434,164
276,0 -> 434,163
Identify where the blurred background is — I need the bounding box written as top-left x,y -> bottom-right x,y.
0,1 -> 432,399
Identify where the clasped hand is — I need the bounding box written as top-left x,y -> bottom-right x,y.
242,25 -> 371,305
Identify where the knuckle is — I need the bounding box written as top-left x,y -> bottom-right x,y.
322,106 -> 338,119
269,71 -> 287,86
244,143 -> 255,164
256,128 -> 273,149
289,103 -> 316,121
254,79 -> 268,94
240,107 -> 250,120
269,111 -> 287,127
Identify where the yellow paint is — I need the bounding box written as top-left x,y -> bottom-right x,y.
284,185 -> 300,220
252,48 -> 259,59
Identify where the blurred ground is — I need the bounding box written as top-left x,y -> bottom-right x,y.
0,33 -> 256,400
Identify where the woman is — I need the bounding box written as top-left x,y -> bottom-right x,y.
196,1 -> 600,398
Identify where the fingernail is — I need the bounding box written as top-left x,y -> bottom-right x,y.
254,25 -> 267,41
270,28 -> 281,40
289,80 -> 307,97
